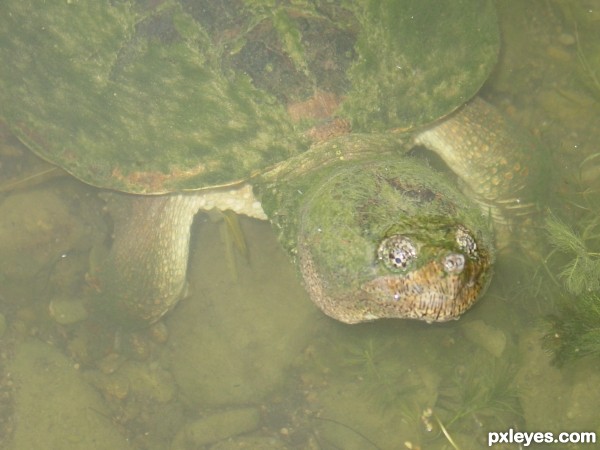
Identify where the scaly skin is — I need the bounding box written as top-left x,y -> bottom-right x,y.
89,99 -> 537,326
415,97 -> 541,250
415,98 -> 539,225
89,194 -> 204,327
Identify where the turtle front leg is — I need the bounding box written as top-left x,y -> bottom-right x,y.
414,97 -> 542,250
89,193 -> 203,327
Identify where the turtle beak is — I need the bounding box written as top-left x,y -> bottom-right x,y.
298,235 -> 493,325
358,256 -> 491,323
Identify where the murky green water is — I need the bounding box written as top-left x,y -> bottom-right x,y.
1,1 -> 600,449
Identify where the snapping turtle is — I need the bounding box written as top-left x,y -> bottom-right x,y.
0,0 -> 537,326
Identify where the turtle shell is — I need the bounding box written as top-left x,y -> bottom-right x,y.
0,0 -> 499,194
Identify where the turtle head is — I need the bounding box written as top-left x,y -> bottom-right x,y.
288,155 -> 495,324
298,214 -> 493,324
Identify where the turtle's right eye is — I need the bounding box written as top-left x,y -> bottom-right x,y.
377,235 -> 417,271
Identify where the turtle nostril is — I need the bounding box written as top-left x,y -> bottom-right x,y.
443,253 -> 465,274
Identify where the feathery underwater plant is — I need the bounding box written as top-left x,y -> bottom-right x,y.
543,292 -> 600,366
544,213 -> 600,294
542,213 -> 600,364
434,354 -> 522,431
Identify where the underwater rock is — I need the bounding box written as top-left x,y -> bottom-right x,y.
545,45 -> 572,63
0,187 -> 105,303
120,361 -> 176,403
48,297 -> 89,324
0,191 -> 83,281
168,218 -> 319,408
85,360 -> 176,403
557,33 -> 576,46
7,338 -> 132,450
461,319 -> 507,358
171,407 -> 260,449
84,369 -> 130,401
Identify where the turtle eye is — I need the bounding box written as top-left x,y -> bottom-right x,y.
377,235 -> 417,271
442,253 -> 465,274
455,226 -> 478,257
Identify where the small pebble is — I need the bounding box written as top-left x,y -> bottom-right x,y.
48,297 -> 88,324
149,321 -> 169,343
546,45 -> 572,62
96,353 -> 124,374
462,319 -> 507,358
558,33 -> 576,46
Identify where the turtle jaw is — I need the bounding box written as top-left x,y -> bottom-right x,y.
299,241 -> 493,325
358,257 -> 493,324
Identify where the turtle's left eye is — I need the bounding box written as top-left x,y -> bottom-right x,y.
377,235 -> 417,271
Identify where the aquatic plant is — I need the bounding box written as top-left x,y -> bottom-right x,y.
340,336 -> 421,412
543,292 -> 600,366
542,210 -> 600,365
544,213 -> 600,294
434,354 -> 522,432
551,0 -> 600,100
